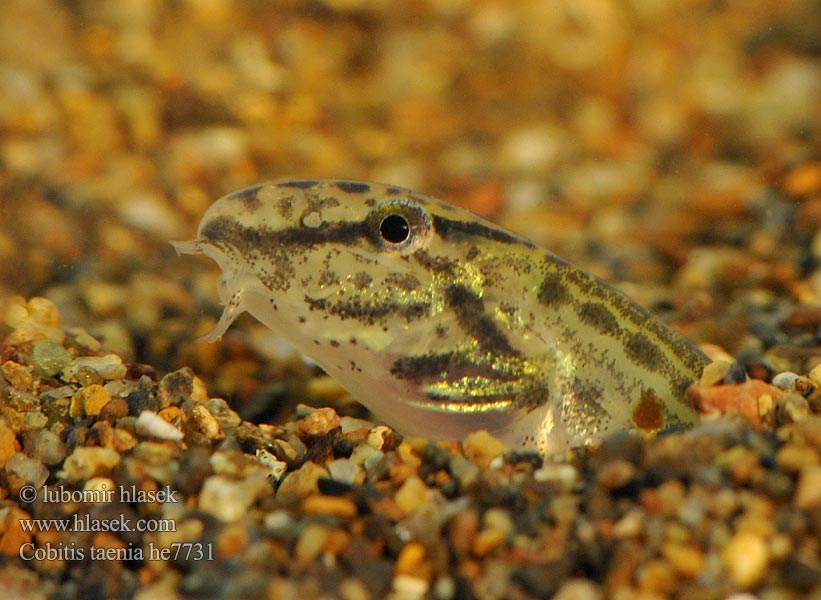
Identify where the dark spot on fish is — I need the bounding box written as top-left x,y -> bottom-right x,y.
224,184 -> 265,210
276,197 -> 294,219
330,339 -> 340,347
336,181 -> 371,194
632,389 -> 665,431
537,272 -> 570,307
466,245 -> 481,260
278,180 -> 319,189
350,271 -> 373,290
445,284 -> 517,355
432,215 -> 526,245
624,332 -> 664,370
577,302 -> 620,336
385,186 -> 404,195
384,272 -> 420,291
298,316 -> 307,323
304,294 -> 429,324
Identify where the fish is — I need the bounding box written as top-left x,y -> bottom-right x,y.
172,179 -> 709,454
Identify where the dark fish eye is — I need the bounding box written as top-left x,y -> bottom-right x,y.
379,214 -> 411,244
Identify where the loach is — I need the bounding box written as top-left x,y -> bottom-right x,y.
173,179 -> 709,454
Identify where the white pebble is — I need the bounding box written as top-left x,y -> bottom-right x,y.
135,410 -> 184,441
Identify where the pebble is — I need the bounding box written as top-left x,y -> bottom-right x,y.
295,522 -> 328,563
0,421 -> 20,468
3,452 -> 48,492
277,461 -> 330,498
394,476 -> 433,517
390,574 -> 429,600
61,354 -> 127,383
254,448 -> 288,482
0,361 -> 33,390
551,579 -> 603,600
723,531 -> 769,589
198,473 -> 270,522
794,464 -> 821,510
187,404 -> 222,442
462,430 -> 508,469
69,383 -> 111,417
298,406 -> 341,437
595,459 -> 637,490
302,494 -> 357,517
327,458 -> 363,485
661,542 -> 706,579
31,338 -> 71,377
21,428 -> 66,465
135,410 -> 184,441
58,446 -> 121,481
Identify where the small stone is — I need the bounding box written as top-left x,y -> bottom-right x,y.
686,380 -> 781,427
662,542 -> 706,579
59,446 -> 121,481
449,455 -> 479,488
302,494 -> 357,517
339,578 -> 372,600
637,560 -> 676,595
340,416 -> 374,434
62,355 -> 127,383
157,367 -> 197,408
0,506 -> 33,556
795,464 -> 821,510
31,339 -> 71,377
277,461 -> 330,498
21,429 -> 66,465
65,327 -> 102,352
328,458 -> 363,485
699,360 -> 733,386
772,371 -> 802,390
612,509 -> 644,539
198,473 -> 270,522
0,421 -> 20,468
395,542 -> 429,578
70,384 -> 111,417
187,404 -> 222,441
534,463 -> 578,489
395,476 -> 432,516
390,574 -> 429,600
367,425 -> 396,450
808,362 -> 821,386
0,361 -> 33,390
295,523 -> 328,563
551,579 -> 603,600
483,508 -> 514,538
255,449 -> 288,482
99,397 -> 130,421
3,452 -> 48,493
135,410 -> 184,441
463,430 -> 508,468
471,527 -> 506,556
204,398 -> 242,430
776,444 -> 819,472
596,459 -> 636,489
298,406 -> 341,437
723,531 -> 769,589
449,508 -> 479,556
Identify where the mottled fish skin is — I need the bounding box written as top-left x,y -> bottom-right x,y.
173,179 -> 709,454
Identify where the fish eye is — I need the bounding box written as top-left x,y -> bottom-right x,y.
370,199 -> 431,251
379,214 -> 410,244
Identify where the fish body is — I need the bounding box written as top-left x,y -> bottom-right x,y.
173,180 -> 708,453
